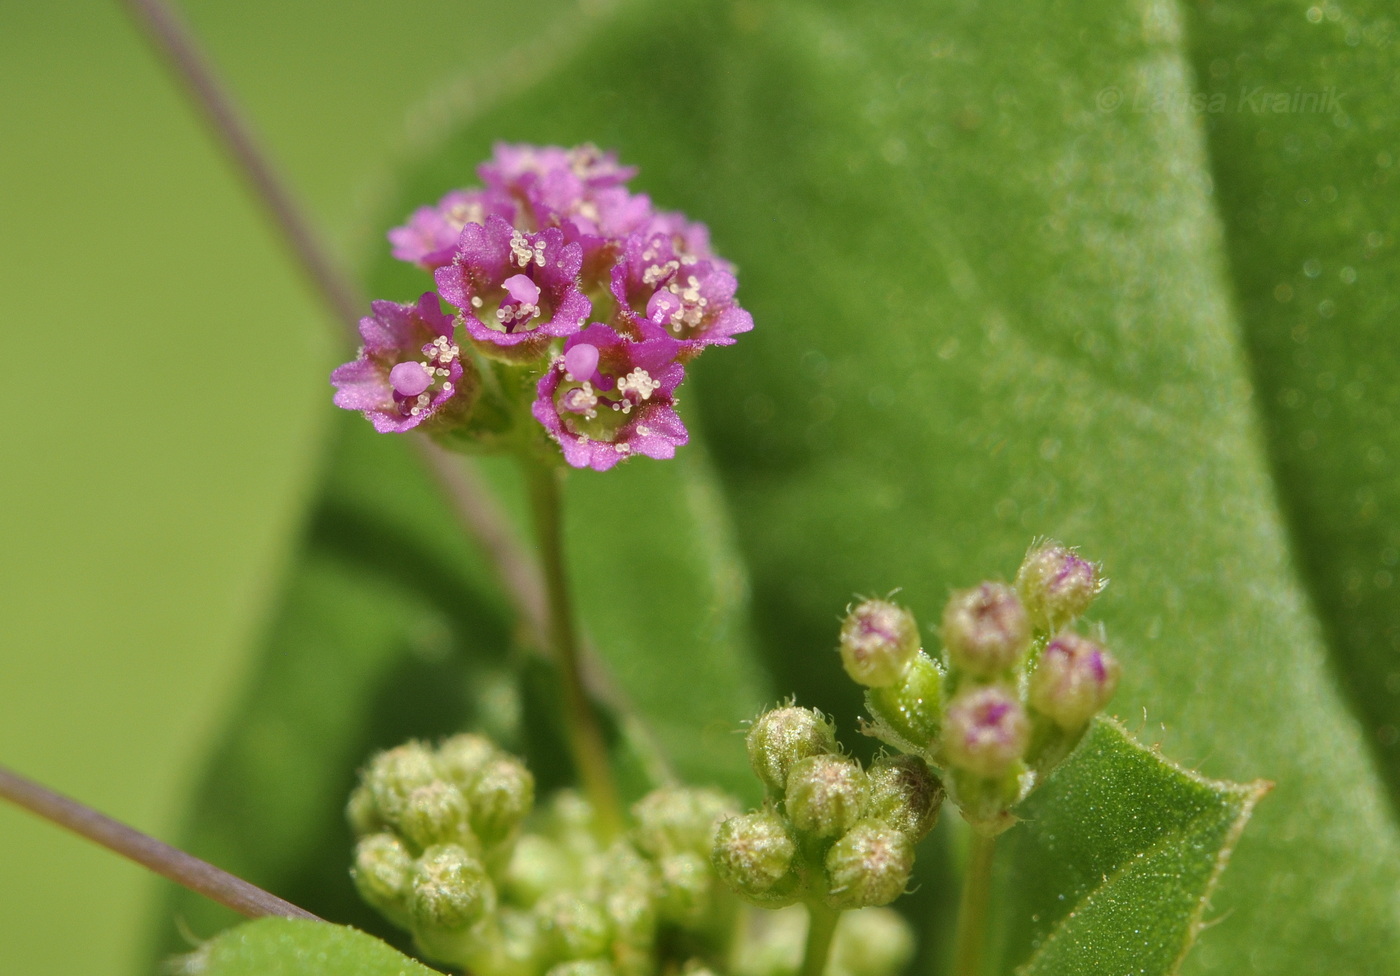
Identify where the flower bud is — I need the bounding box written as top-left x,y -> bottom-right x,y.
504,834 -> 573,906
631,786 -> 738,860
437,733 -> 500,789
941,583 -> 1030,676
352,833 -> 413,923
823,820 -> 914,910
711,811 -> 802,907
346,783 -> 382,837
839,599 -> 921,688
1029,632 -> 1120,728
655,851 -> 714,924
410,843 -> 495,931
538,891 -> 611,960
599,843 -> 659,947
942,685 -> 1030,779
784,755 -> 868,838
400,781 -> 473,851
1015,540 -> 1104,629
864,652 -> 944,750
832,908 -> 916,976
746,706 -> 838,794
467,754 -> 535,847
363,741 -> 440,826
865,755 -> 942,842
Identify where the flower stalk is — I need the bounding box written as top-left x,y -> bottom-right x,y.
951,831 -> 997,976
798,900 -> 841,976
525,458 -> 623,836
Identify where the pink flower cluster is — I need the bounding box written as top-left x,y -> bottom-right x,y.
333,143 -> 752,470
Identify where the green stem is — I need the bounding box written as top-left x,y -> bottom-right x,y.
799,901 -> 841,976
952,831 -> 997,976
525,458 -> 623,837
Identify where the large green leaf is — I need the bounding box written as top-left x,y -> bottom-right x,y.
359,0 -> 1400,971
990,719 -> 1268,975
185,918 -> 439,976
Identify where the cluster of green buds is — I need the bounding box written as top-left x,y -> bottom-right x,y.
853,540 -> 1119,834
351,734 -> 888,975
711,704 -> 941,928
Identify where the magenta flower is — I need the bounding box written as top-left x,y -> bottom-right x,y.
331,293 -> 468,433
610,225 -> 753,354
387,188 -> 516,269
532,324 -> 687,471
479,143 -> 654,267
434,215 -> 591,361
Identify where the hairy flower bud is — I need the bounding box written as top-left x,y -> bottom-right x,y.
784,755 -> 869,838
346,783 -> 382,837
655,851 -> 714,924
352,833 -> 414,923
746,706 -> 838,794
631,786 -> 738,860
599,843 -> 659,948
400,781 -> 473,852
824,820 -> 914,910
410,843 -> 495,931
711,812 -> 801,907
538,890 -> 612,961
865,755 -> 943,842
943,686 -> 1030,779
364,741 -> 441,826
941,583 -> 1031,676
864,651 -> 944,751
832,908 -> 916,976
437,733 -> 499,789
466,754 -> 535,847
839,599 -> 921,688
1029,632 -> 1120,728
1015,541 -> 1104,630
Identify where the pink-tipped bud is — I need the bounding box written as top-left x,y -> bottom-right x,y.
1016,541 -> 1104,629
943,685 -> 1030,779
1029,632 -> 1120,728
941,583 -> 1031,676
840,599 -> 921,687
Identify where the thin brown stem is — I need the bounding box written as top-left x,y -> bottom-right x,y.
526,459 -> 623,836
117,0 -> 364,332
0,764 -> 320,922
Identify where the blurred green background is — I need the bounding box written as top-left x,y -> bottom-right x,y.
0,2 -> 559,973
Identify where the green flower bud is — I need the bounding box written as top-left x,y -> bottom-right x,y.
410,843 -> 495,932
784,755 -> 868,838
839,599 -> 921,688
352,833 -> 413,924
538,891 -> 612,960
1029,632 -> 1120,729
746,706 -> 838,794
364,741 -> 440,826
941,583 -> 1031,676
655,851 -> 713,924
505,834 -> 574,907
864,651 -> 944,751
823,820 -> 914,910
865,755 -> 943,842
943,685 -> 1030,779
437,733 -> 500,783
467,754 -> 535,847
346,782 -> 383,837
599,843 -> 659,948
631,785 -> 739,860
400,781 -> 473,852
546,961 -> 617,976
832,908 -> 916,976
1015,540 -> 1104,630
711,812 -> 802,908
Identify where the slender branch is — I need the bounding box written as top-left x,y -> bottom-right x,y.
799,901 -> 841,976
525,459 -> 624,836
952,831 -> 997,976
0,764 -> 320,923
117,0 -> 364,331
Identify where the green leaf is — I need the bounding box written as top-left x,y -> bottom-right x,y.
990,719 -> 1268,975
186,918 -> 440,976
362,0 -> 1400,971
